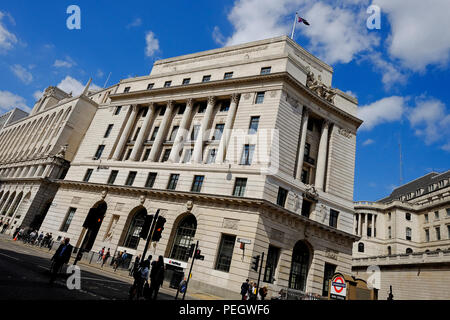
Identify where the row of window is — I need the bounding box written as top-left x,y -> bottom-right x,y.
122,67 -> 272,93
425,225 -> 450,242
83,169 -> 249,197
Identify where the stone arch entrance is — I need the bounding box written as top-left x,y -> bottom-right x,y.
30,199 -> 52,231
166,213 -> 197,262
119,206 -> 147,250
80,201 -> 107,252
288,240 -> 312,292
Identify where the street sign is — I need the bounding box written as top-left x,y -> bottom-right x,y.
237,238 -> 251,244
330,274 -> 347,300
164,258 -> 188,269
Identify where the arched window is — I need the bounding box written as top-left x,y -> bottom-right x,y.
358,242 -> 365,253
123,208 -> 147,249
170,214 -> 197,262
289,241 -> 310,291
406,248 -> 413,254
8,192 -> 23,217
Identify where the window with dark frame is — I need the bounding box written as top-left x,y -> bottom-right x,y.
329,209 -> 339,228
161,149 -> 171,162
142,107 -> 148,118
60,207 -> 77,232
406,227 -> 412,241
406,212 -> 411,221
178,105 -> 186,115
248,116 -> 260,134
150,127 -> 159,141
94,145 -> 105,159
233,178 -> 247,197
240,144 -> 255,165
133,127 -> 141,141
125,171 -> 137,186
212,123 -> 224,140
167,174 -> 179,190
220,102 -> 230,112
191,175 -> 204,193
276,187 -> 288,207
145,172 -> 157,188
436,227 -> 441,240
182,78 -> 191,85
114,106 -> 122,115
202,75 -> 211,82
215,234 -> 236,272
83,169 -> 93,182
263,246 -> 280,283
159,106 -> 166,116
169,126 -> 179,141
142,148 -> 151,161
224,72 -> 233,79
197,103 -> 207,113
164,81 -> 172,87
322,263 -> 337,297
206,149 -> 217,164
255,92 -> 265,104
124,87 -> 131,93
124,149 -> 132,161
107,170 -> 118,185
104,124 -> 114,138
147,83 -> 154,90
191,125 -> 200,140
358,242 -> 365,253
260,67 -> 271,75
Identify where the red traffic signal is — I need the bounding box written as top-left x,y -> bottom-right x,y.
151,216 -> 166,242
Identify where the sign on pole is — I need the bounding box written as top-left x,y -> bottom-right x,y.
330,274 -> 347,300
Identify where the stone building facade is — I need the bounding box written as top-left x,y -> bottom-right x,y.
0,108 -> 28,130
0,84 -> 105,232
353,170 -> 450,299
37,36 -> 362,299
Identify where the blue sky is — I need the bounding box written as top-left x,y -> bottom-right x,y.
0,0 -> 449,201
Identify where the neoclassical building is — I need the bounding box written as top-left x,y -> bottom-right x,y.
0,83 -> 107,232
37,36 -> 362,299
353,170 -> 450,299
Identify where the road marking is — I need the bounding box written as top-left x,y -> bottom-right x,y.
0,253 -> 20,261
81,276 -> 127,284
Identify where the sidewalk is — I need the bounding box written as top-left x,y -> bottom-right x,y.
0,234 -> 222,300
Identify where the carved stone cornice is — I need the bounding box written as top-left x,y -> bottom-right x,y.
207,96 -> 216,106
231,93 -> 241,104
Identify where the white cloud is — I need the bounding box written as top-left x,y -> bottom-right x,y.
33,90 -> 44,101
10,64 -> 33,84
127,18 -> 142,29
57,76 -> 102,96
408,97 -> 450,146
0,90 -> 29,112
374,0 -> 450,71
358,96 -> 406,130
367,53 -> 407,89
362,139 -> 375,146
0,11 -> 17,53
53,56 -> 76,68
145,31 -> 160,57
212,26 -> 226,46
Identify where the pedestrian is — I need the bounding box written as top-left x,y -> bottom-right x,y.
49,238 -> 73,283
97,247 -> 105,263
259,286 -> 268,300
47,233 -> 53,250
102,248 -> 110,268
12,227 -> 20,240
122,250 -> 128,268
130,254 -> 141,276
113,251 -> 123,271
1,221 -> 9,234
148,255 -> 165,300
134,259 -> 150,300
37,232 -> 44,246
249,283 -> 258,301
240,279 -> 250,300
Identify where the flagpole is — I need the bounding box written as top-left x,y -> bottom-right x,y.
290,12 -> 298,40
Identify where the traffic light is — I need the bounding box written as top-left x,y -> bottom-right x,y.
194,249 -> 204,261
139,214 -> 154,239
188,243 -> 196,258
251,255 -> 260,271
83,211 -> 104,230
151,216 -> 166,242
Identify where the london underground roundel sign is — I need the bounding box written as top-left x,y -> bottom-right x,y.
330,274 -> 347,300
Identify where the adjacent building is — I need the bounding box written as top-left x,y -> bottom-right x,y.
4,36 -> 362,299
353,170 -> 450,300
0,108 -> 28,130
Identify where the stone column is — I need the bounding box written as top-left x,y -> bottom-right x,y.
216,94 -> 240,164
112,105 -> 138,161
169,99 -> 194,163
193,96 -> 216,164
130,104 -> 155,161
314,120 -> 330,191
148,101 -> 174,162
295,108 -> 310,180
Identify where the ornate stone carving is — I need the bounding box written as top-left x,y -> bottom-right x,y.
222,218 -> 239,230
139,195 -> 145,205
166,100 -> 174,109
186,200 -> 193,212
55,144 -> 68,159
231,93 -> 241,104
243,93 -> 251,100
207,96 -> 216,106
338,128 -> 354,139
306,71 -> 337,104
304,184 -> 318,200
186,98 -> 194,108
104,215 -> 119,243
101,190 -> 107,200
269,90 -> 277,98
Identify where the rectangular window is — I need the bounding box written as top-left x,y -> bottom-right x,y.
114,106 -> 122,115
276,187 -> 288,207
425,229 -> 430,242
388,226 -> 392,239
307,119 -> 314,131
167,174 -> 180,190
145,172 -> 157,188
83,169 -> 93,182
322,263 -> 337,297
150,127 -> 159,141
94,145 -> 105,160
240,144 -> 255,165
202,75 -> 211,82
104,124 -> 114,138
224,72 -> 233,79
169,126 -> 179,142
255,92 -> 265,104
159,106 -> 166,116
133,127 -> 141,141
212,124 -> 224,140
183,148 -> 193,163
435,211 -> 439,220
301,169 -> 308,184
220,102 -> 230,112
178,105 -> 186,115
107,170 -> 118,185
436,227 -> 441,241
263,246 -> 280,283
304,143 -> 311,157
182,78 -> 190,85
191,125 -> 200,141
161,149 -> 171,162
329,209 -> 339,228
248,116 -> 260,134
197,103 -> 207,114
124,87 -> 131,93
60,207 -> 77,232
424,213 -> 429,223
260,67 -> 271,75
125,171 -> 137,186
301,199 -> 312,218
142,148 -> 151,161
406,212 -> 411,221
215,234 -> 236,272
406,228 -> 412,241
191,175 -> 204,193
124,149 -> 132,160
147,83 -> 154,90
447,208 -> 450,217
233,178 -> 247,197
164,81 -> 172,87
206,149 -> 217,164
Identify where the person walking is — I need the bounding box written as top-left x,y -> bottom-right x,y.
241,279 -> 250,300
249,283 -> 258,301
97,247 -> 105,263
259,286 -> 268,300
130,259 -> 150,300
36,232 -> 44,246
113,251 -> 123,271
148,255 -> 165,300
130,254 -> 141,276
49,238 -> 73,283
101,248 -> 110,268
